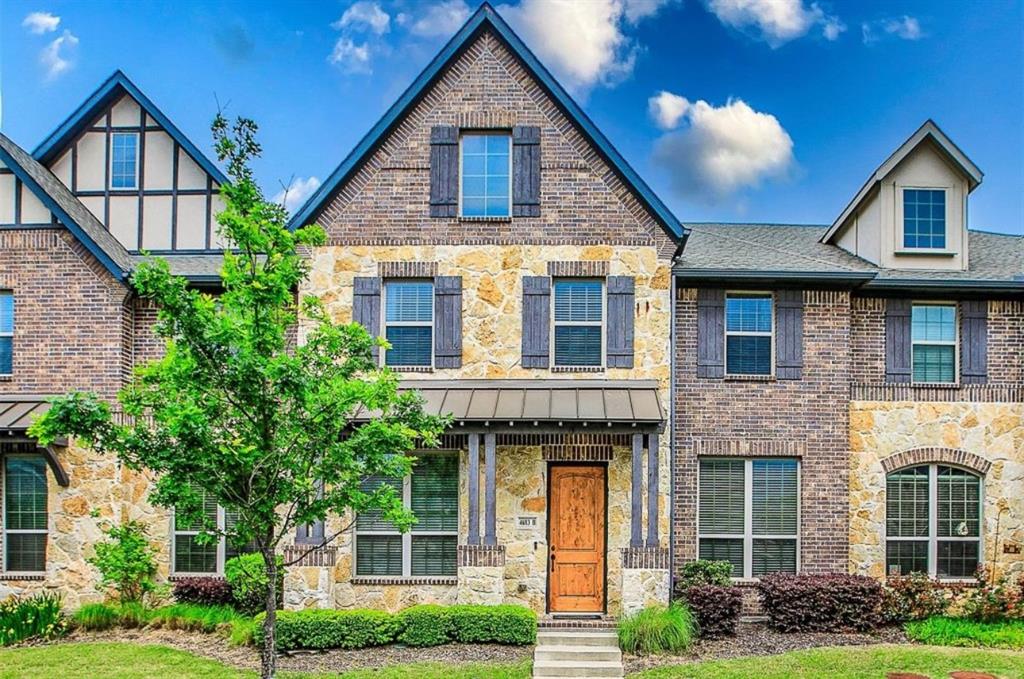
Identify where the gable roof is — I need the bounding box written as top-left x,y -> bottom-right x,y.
822,120 -> 983,244
0,132 -> 133,280
287,2 -> 684,242
32,70 -> 227,186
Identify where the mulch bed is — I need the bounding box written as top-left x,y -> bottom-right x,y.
624,622 -> 909,674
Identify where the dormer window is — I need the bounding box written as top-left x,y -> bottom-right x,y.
903,189 -> 946,249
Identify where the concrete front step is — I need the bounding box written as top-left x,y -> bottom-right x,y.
534,645 -> 622,663
532,660 -> 624,678
533,630 -> 624,678
536,630 -> 619,646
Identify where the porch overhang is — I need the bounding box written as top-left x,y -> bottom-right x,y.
365,379 -> 665,433
0,396 -> 70,487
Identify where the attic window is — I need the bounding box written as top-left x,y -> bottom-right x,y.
111,132 -> 138,190
903,189 -> 946,249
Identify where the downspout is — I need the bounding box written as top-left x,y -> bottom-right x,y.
668,269 -> 676,601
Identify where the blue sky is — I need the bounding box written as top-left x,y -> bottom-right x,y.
2,0 -> 1021,234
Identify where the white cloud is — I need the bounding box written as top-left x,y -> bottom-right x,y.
497,0 -> 671,96
863,15 -> 923,44
705,0 -> 843,47
274,176 -> 322,214
329,37 -> 372,73
648,91 -> 690,130
406,0 -> 472,37
651,95 -> 794,201
41,30 -> 78,81
23,11 -> 60,34
333,1 -> 390,35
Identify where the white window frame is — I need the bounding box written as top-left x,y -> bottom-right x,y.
724,291 -> 775,377
110,132 -> 139,190
696,457 -> 801,580
551,277 -> 606,369
910,302 -> 958,385
0,291 -> 12,376
899,186 -> 949,252
382,279 -> 435,369
1,454 -> 49,575
885,463 -> 983,581
353,452 -> 459,578
171,504 -> 229,576
458,131 -> 512,219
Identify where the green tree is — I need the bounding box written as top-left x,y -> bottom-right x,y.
30,114 -> 447,678
87,519 -> 159,605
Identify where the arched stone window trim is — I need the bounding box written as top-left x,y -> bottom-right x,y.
880,447 -> 992,476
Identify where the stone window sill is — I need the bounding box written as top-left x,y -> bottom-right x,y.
390,366 -> 434,373
0,573 -> 46,581
351,576 -> 457,586
551,366 -> 605,373
458,216 -> 512,223
724,374 -> 775,383
910,382 -> 960,389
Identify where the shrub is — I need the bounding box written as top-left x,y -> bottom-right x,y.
883,573 -> 951,623
449,605 -> 536,645
618,603 -> 695,655
960,570 -> 1024,622
173,577 -> 234,607
229,616 -> 257,646
398,604 -> 453,647
0,592 -> 69,645
87,520 -> 159,605
681,585 -> 743,638
72,603 -> 121,631
675,560 -> 733,592
147,603 -> 244,632
257,609 -> 401,651
224,553 -> 283,616
117,601 -> 150,629
758,573 -> 885,632
905,616 -> 1024,649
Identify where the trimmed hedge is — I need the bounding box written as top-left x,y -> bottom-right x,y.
172,577 -> 234,607
682,585 -> 743,638
260,604 -> 537,651
758,573 -> 885,632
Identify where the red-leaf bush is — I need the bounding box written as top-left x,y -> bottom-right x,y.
883,572 -> 953,622
172,577 -> 234,607
757,574 -> 885,632
681,585 -> 743,638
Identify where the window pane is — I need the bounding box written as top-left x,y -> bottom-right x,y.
174,486 -> 219,532
5,533 -> 46,572
553,280 -> 603,322
0,337 -> 11,374
752,459 -> 798,535
0,293 -> 12,333
385,282 -> 433,322
356,476 -> 403,531
726,335 -> 771,375
937,541 -> 979,578
111,133 -> 137,189
886,466 -> 929,537
4,457 -> 47,531
356,535 -> 403,576
753,538 -> 797,575
913,345 -> 955,383
411,454 -> 458,532
903,189 -> 945,249
726,294 -> 772,332
554,326 -> 602,366
937,467 -> 980,538
411,536 -> 457,576
460,134 -> 510,218
385,326 -> 432,366
699,459 -> 744,534
698,538 -> 743,577
174,534 -> 217,573
886,540 -> 928,576
912,305 -> 956,342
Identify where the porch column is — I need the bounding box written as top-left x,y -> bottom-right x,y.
467,433 -> 480,545
646,433 -> 659,548
631,432 -> 644,548
483,433 -> 497,546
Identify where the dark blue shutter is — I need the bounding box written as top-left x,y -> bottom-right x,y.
353,277 -> 381,362
775,290 -> 803,380
429,126 -> 458,217
885,299 -> 912,383
960,300 -> 988,384
606,276 -> 634,368
696,288 -> 725,378
522,276 -> 551,368
512,126 -> 540,217
434,276 -> 462,368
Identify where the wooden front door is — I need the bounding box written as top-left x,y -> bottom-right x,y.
548,465 -> 606,613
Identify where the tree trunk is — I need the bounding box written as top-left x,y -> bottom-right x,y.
261,547 -> 278,679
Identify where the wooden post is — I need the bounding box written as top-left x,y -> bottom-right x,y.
468,433 -> 480,545
484,433 -> 497,546
631,433 -> 643,548
646,433 -> 660,548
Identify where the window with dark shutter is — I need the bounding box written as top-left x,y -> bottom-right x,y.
725,293 -> 773,376
960,300 -> 988,384
696,288 -> 725,378
522,276 -> 551,368
911,304 -> 957,383
0,292 -> 12,376
353,277 -> 382,362
606,276 -> 635,368
512,125 -> 540,217
553,279 -> 603,367
775,290 -> 803,380
885,298 -> 912,383
384,280 -> 433,367
433,276 -> 462,368
429,126 -> 458,217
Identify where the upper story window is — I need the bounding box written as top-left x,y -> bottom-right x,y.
355,452 -> 458,577
698,458 -> 799,578
903,189 -> 946,249
0,292 -> 12,375
886,465 -> 981,579
553,279 -> 603,367
110,132 -> 139,189
384,280 -> 433,368
725,293 -> 773,376
912,304 -> 956,383
3,455 -> 48,573
172,485 -> 248,575
460,133 -> 510,218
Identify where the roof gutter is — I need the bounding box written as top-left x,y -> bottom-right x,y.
672,269 -> 878,286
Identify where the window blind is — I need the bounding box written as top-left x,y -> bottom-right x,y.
698,459 -> 744,534
4,457 -> 47,572
752,459 -> 798,535
411,454 -> 458,532
886,466 -> 929,537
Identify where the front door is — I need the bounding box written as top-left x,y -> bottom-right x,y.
548,464 -> 606,613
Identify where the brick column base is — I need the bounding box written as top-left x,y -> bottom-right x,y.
457,545 -> 505,605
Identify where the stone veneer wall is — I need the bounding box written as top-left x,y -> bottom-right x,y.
849,401 -> 1024,580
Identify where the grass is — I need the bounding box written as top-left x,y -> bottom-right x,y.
73,602 -> 247,634
630,645 -> 1024,678
905,616 -> 1024,649
618,603 -> 696,655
